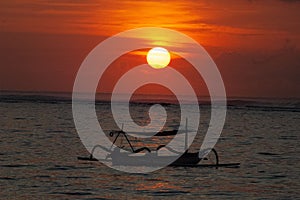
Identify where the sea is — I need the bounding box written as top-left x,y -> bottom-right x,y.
0,91 -> 299,199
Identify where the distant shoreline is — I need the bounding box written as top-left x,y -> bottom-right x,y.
1,90 -> 299,101
1,91 -> 299,112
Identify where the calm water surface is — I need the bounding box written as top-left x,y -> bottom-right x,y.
0,95 -> 299,199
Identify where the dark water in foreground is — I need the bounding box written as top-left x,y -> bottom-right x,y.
0,94 -> 299,199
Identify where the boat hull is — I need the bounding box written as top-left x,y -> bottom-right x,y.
110,151 -> 201,166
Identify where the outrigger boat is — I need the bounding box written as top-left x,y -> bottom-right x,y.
78,122 -> 240,168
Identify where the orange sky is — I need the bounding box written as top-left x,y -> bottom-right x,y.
0,0 -> 299,98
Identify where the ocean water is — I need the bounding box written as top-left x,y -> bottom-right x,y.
0,93 -> 299,199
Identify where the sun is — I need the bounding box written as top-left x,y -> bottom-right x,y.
146,47 -> 171,69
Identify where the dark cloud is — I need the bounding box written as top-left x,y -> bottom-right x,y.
280,0 -> 300,3
213,44 -> 300,98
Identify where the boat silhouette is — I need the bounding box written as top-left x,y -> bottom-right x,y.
78,120 -> 240,168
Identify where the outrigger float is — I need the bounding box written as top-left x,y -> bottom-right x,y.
78,122 -> 240,168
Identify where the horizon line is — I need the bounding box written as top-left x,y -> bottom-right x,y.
0,89 -> 299,100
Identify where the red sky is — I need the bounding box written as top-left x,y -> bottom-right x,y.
0,0 -> 299,98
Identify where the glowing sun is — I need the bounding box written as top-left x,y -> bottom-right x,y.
146,47 -> 171,69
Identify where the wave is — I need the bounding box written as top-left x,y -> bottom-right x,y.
227,98 -> 300,112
